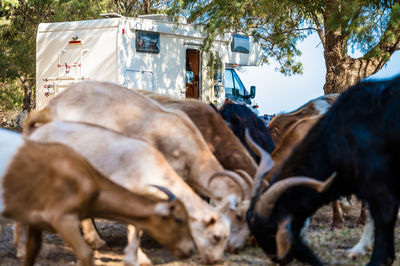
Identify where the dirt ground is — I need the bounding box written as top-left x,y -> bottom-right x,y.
1,199 -> 400,265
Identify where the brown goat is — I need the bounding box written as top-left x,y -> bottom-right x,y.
268,94 -> 339,145
0,129 -> 194,266
267,115 -> 323,181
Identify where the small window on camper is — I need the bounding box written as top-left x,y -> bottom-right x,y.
231,34 -> 249,54
136,31 -> 160,53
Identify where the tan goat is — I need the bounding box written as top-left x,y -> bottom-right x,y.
28,121 -> 232,264
139,92 -> 257,176
137,92 -> 257,251
25,80 -> 248,252
0,128 -> 194,266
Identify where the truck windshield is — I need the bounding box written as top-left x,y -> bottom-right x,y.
224,69 -> 250,104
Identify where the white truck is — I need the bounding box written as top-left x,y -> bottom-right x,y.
36,13 -> 262,110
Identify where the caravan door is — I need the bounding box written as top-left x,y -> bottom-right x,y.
185,49 -> 200,99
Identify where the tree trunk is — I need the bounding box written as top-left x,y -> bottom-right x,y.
321,24 -> 383,94
323,56 -> 383,94
12,76 -> 34,128
143,0 -> 151,14
20,76 -> 34,111
322,1 -> 400,94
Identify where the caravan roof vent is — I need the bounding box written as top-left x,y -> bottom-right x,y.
138,14 -> 187,24
100,13 -> 123,18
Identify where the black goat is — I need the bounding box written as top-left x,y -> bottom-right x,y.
246,75 -> 400,266
219,103 -> 275,163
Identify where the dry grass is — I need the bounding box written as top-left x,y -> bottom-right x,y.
1,199 -> 400,265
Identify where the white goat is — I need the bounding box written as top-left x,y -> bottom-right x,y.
28,121 -> 233,264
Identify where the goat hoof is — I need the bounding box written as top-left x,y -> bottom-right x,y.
346,244 -> 372,259
86,236 -> 106,250
16,248 -> 26,259
347,250 -> 365,259
123,259 -> 150,266
123,260 -> 139,266
330,222 -> 344,231
356,215 -> 366,225
138,249 -> 152,266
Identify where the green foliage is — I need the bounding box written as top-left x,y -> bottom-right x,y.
0,81 -> 24,110
171,0 -> 400,77
169,0 -> 310,75
0,0 -> 175,112
0,0 -> 399,112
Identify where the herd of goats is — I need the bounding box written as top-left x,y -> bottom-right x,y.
1,74 -> 400,266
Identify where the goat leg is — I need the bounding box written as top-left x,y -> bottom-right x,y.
357,201 -> 367,225
338,197 -> 351,215
123,224 -> 151,266
367,197 -> 397,266
14,222 -> 27,259
292,239 -> 323,266
81,218 -> 106,249
51,214 -> 94,266
24,225 -> 42,266
330,201 -> 344,230
347,210 -> 373,258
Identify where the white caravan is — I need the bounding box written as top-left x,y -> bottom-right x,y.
36,14 -> 262,110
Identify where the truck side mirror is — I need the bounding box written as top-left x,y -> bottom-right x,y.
214,84 -> 220,98
250,86 -> 256,99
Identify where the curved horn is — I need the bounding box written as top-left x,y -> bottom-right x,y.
150,185 -> 177,201
256,172 -> 336,218
245,129 -> 274,196
236,168 -> 270,191
208,170 -> 251,201
234,169 -> 254,187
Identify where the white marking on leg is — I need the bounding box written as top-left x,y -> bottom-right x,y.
347,211 -> 373,258
123,224 -> 141,266
301,218 -> 312,246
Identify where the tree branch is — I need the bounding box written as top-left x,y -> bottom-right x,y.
311,11 -> 325,48
14,3 -> 36,26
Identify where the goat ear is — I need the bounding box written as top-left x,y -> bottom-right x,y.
169,201 -> 186,224
154,202 -> 171,217
227,195 -> 238,210
203,213 -> 217,226
276,216 -> 293,260
217,195 -> 238,213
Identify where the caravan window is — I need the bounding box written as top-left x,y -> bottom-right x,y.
136,31 -> 160,53
231,34 -> 249,54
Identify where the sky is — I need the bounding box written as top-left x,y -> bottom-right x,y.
237,33 -> 400,115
